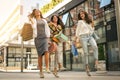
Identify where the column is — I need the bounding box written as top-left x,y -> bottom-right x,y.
114,0 -> 120,56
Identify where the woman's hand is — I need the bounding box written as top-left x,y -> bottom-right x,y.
28,15 -> 34,24
75,36 -> 78,42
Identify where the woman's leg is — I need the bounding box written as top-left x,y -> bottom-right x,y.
52,50 -> 59,77
80,37 -> 91,76
80,38 -> 89,65
38,55 -> 44,78
89,37 -> 99,68
57,44 -> 63,70
38,56 -> 42,72
44,51 -> 50,73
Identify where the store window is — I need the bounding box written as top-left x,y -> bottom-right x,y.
108,41 -> 120,62
62,13 -> 69,26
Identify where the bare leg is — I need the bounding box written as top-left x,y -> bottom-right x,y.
86,64 -> 91,76
38,55 -> 44,78
58,63 -> 62,70
95,59 -> 99,70
38,56 -> 42,72
44,51 -> 50,73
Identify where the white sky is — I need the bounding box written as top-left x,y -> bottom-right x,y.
0,0 -> 51,28
0,0 -> 19,27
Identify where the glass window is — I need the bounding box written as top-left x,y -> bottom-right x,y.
65,51 -> 71,69
108,41 -> 120,62
8,47 -> 15,53
16,48 -> 21,54
100,0 -> 111,8
62,13 -> 69,25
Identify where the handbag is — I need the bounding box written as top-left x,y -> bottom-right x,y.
21,23 -> 33,41
48,42 -> 57,53
52,37 -> 60,43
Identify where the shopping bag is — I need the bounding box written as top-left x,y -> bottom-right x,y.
71,43 -> 78,56
60,33 -> 68,41
21,23 -> 33,41
55,32 -> 68,42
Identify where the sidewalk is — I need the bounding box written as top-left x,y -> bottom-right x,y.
0,67 -> 120,76
0,70 -> 120,80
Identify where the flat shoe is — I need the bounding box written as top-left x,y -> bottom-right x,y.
40,73 -> 44,78
86,71 -> 91,76
46,69 -> 51,73
53,72 -> 59,78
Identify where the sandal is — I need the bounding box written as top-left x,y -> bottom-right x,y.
94,64 -> 99,71
53,72 -> 59,78
53,68 -> 59,78
46,69 -> 51,73
40,72 -> 44,78
86,65 -> 91,76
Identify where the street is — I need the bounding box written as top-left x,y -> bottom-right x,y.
0,71 -> 120,80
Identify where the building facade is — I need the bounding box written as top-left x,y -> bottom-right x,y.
48,0 -> 120,71
0,0 -> 120,71
0,0 -> 51,70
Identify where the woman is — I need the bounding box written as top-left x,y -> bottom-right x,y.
75,11 -> 99,76
48,15 -> 64,77
28,9 -> 50,78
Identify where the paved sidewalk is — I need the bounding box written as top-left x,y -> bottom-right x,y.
0,71 -> 120,80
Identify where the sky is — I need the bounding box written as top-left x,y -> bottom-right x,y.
0,0 -> 19,27
0,0 -> 51,28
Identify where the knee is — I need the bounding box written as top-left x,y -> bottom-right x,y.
84,52 -> 89,56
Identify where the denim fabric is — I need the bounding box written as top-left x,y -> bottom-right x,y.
80,34 -> 98,64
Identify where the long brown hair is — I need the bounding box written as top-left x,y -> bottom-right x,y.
51,15 -> 64,29
78,11 -> 92,24
29,9 -> 43,18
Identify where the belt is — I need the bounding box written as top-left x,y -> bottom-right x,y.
80,34 -> 91,37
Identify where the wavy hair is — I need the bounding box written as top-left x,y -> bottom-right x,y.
29,9 -> 43,18
78,11 -> 92,24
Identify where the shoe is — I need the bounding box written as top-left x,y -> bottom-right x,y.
86,65 -> 91,76
53,72 -> 59,78
53,68 -> 59,78
94,65 -> 99,71
95,60 -> 99,71
59,67 -> 66,71
46,69 -> 51,73
40,72 -> 44,78
86,70 -> 91,76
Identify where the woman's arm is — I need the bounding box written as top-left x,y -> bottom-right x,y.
75,21 -> 82,37
43,19 -> 50,38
